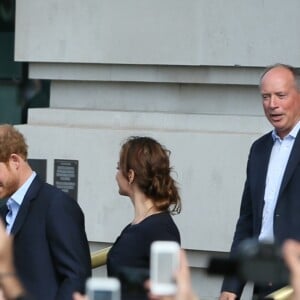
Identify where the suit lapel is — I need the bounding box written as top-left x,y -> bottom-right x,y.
278,131 -> 300,198
11,176 -> 42,235
0,200 -> 8,224
254,133 -> 274,219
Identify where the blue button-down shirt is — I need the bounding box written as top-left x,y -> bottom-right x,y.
6,171 -> 36,234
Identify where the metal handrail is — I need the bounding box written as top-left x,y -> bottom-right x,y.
91,246 -> 112,269
266,286 -> 293,300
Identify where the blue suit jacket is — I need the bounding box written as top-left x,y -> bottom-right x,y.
222,130 -> 300,296
0,176 -> 91,300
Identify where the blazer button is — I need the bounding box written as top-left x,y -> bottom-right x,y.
275,214 -> 280,217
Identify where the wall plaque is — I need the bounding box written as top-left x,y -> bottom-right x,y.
54,159 -> 78,201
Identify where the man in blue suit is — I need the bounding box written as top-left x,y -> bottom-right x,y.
0,124 -> 91,300
220,64 -> 300,299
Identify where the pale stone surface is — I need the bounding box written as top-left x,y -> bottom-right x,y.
15,0 -> 300,66
17,111 -> 271,252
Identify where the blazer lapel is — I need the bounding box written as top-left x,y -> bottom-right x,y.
0,200 -> 8,224
11,176 -> 42,235
278,131 -> 300,198
254,133 -> 274,219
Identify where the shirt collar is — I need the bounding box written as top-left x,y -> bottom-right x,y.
271,121 -> 300,141
10,171 -> 37,206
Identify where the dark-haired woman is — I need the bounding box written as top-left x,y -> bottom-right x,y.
107,136 -> 181,300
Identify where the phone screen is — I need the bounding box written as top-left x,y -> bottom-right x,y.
156,252 -> 174,284
93,291 -> 113,300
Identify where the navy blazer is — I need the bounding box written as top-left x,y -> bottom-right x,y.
222,130 -> 300,296
0,176 -> 91,300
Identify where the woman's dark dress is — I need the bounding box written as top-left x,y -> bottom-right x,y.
107,211 -> 180,300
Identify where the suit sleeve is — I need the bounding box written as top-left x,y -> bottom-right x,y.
221,147 -> 255,297
46,191 -> 91,300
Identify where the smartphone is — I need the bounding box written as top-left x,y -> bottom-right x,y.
86,277 -> 120,300
150,241 -> 180,295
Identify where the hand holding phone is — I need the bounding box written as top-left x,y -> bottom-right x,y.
150,241 -> 180,296
86,277 -> 120,300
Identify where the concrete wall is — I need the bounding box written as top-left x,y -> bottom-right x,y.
14,0 -> 300,298
15,0 -> 300,66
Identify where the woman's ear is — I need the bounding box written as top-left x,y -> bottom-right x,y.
128,169 -> 135,184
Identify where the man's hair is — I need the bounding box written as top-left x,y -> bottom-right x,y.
259,63 -> 300,91
0,124 -> 28,162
